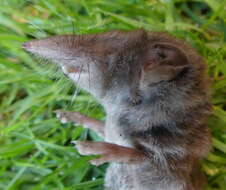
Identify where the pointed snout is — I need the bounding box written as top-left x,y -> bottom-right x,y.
22,39 -> 43,54
22,42 -> 30,49
22,41 -> 35,53
22,38 -> 51,52
22,36 -> 68,60
22,35 -> 97,67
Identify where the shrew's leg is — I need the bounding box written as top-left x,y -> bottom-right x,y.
55,110 -> 105,137
72,141 -> 146,166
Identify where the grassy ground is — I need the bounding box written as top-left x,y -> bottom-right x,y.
0,0 -> 226,189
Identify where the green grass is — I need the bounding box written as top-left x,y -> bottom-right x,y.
0,0 -> 225,189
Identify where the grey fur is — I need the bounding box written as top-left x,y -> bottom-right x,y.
23,29 -> 211,190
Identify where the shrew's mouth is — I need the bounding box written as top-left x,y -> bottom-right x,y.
63,65 -> 86,74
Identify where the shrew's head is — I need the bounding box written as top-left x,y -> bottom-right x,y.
23,30 -> 209,107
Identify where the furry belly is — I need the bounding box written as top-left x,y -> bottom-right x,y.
105,163 -> 136,190
104,163 -> 187,190
104,122 -> 133,148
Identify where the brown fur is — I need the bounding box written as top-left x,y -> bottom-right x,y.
23,29 -> 212,190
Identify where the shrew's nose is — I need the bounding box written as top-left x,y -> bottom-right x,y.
22,42 -> 31,50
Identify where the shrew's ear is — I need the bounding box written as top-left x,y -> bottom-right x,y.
141,42 -> 191,86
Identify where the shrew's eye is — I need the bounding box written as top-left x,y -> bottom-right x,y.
156,50 -> 166,60
154,45 -> 166,60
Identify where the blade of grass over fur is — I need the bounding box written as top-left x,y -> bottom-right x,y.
0,0 -> 225,189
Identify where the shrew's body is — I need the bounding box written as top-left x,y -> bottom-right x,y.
23,29 -> 211,190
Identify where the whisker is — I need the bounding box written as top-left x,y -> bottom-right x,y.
70,64 -> 84,105
83,62 -> 92,114
87,62 -> 91,90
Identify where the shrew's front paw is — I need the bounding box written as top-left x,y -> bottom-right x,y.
55,110 -> 84,125
72,141 -> 116,166
71,141 -> 146,166
72,141 -> 111,155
